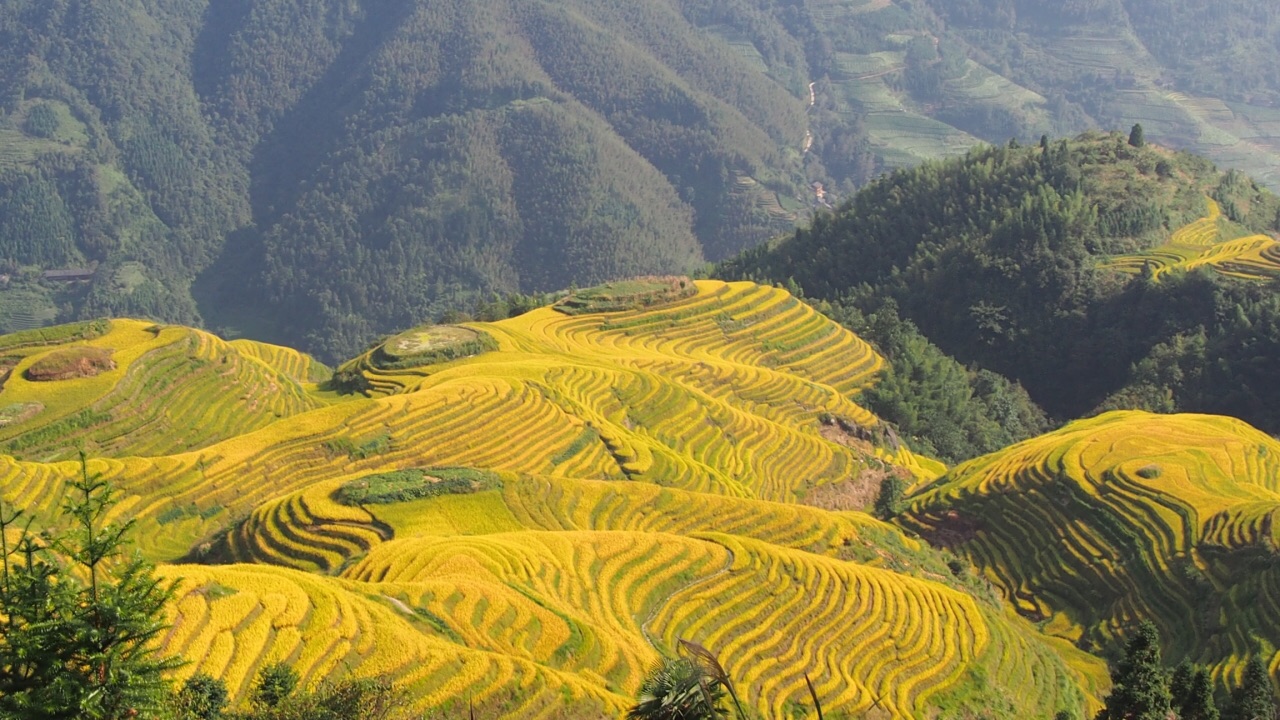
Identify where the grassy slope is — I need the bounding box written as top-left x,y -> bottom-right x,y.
0,281 -> 1103,719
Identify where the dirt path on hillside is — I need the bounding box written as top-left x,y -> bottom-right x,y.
639,545 -> 738,649
382,594 -> 414,615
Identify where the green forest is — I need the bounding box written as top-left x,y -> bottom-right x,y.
4,0 -> 1280,360
721,131 -> 1280,460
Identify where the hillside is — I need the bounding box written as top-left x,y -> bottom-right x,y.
1105,197 -> 1280,281
900,410 -> 1280,687
0,280 -> 1113,719
722,132 -> 1280,439
6,1 -> 1280,360
0,0 -> 822,360
0,319 -> 327,461
920,0 -> 1280,187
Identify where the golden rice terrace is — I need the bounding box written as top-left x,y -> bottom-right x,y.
7,280 -> 1280,717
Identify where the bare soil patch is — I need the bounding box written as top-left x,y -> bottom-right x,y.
802,468 -> 888,511
25,346 -> 115,381
372,326 -> 497,370
917,510 -> 983,548
819,414 -> 902,452
385,325 -> 479,357
554,275 -> 696,315
0,402 -> 43,427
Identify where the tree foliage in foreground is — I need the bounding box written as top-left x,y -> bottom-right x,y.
0,454 -> 179,719
1096,623 -> 1275,720
167,664 -> 414,720
1096,621 -> 1171,720
626,640 -> 840,720
1227,657 -> 1276,720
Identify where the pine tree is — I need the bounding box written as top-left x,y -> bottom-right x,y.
1182,667 -> 1221,720
1095,621 -> 1171,720
252,662 -> 300,710
173,674 -> 228,720
1172,660 -> 1197,709
0,453 -> 180,719
1129,123 -> 1146,148
874,475 -> 908,519
1227,657 -> 1275,720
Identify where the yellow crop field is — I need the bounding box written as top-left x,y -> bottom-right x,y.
1106,197 -> 1280,280
901,410 -> 1280,683
228,337 -> 331,385
157,564 -> 625,718
0,281 -> 1110,718
0,320 -> 323,460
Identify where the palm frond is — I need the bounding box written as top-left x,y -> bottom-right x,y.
678,639 -> 747,720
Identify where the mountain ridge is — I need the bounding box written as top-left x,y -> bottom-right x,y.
8,0 -> 1280,361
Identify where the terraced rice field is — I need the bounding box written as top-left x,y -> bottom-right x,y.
901,410 -> 1280,684
0,320 -> 324,460
0,282 -> 1105,717
1106,197 -> 1280,280
159,564 -> 623,718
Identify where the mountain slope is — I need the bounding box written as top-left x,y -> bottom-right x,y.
0,0 -> 820,360
0,280 -> 1106,718
722,132 -> 1280,434
901,410 -> 1280,685
8,0 -> 1280,360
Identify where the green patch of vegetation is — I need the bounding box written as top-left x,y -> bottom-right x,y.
713,312 -> 751,334
0,319 -> 110,351
197,582 -> 238,601
5,408 -> 110,455
370,326 -> 497,370
1136,464 -> 1163,479
550,428 -> 601,465
323,433 -> 392,460
336,467 -> 502,505
306,359 -> 333,384
23,103 -> 60,139
874,475 -> 908,520
326,368 -> 373,396
411,606 -> 463,643
553,276 -> 697,315
156,502 -> 224,526
0,402 -> 42,427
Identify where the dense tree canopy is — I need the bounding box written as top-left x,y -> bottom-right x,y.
722,132 -> 1280,440
6,0 -> 1280,358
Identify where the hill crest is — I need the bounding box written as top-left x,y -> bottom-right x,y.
0,280 -> 1107,718
902,410 -> 1280,685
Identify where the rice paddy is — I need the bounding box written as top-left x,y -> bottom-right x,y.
901,410 -> 1280,685
0,320 -> 324,460
0,280 -> 1161,717
1106,197 -> 1280,280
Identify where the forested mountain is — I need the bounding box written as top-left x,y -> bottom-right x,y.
3,0 -> 1280,359
722,132 -> 1280,450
